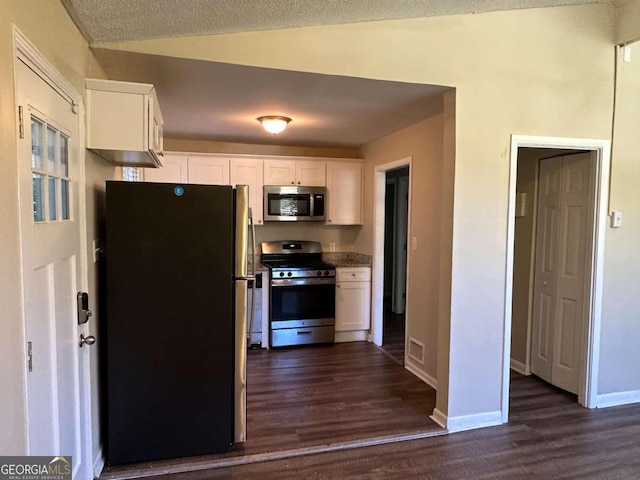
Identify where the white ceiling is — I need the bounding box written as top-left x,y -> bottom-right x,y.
92,49 -> 448,147
73,0 -> 607,148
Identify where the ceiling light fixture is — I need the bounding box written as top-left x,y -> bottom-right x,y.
257,116 -> 291,135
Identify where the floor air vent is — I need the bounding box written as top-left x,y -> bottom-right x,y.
408,337 -> 425,365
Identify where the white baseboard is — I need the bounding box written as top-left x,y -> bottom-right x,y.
335,330 -> 368,343
596,389 -> 640,408
93,446 -> 105,479
430,408 -> 448,429
510,358 -> 530,375
405,362 -> 438,390
445,410 -> 503,433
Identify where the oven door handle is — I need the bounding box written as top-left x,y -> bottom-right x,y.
271,278 -> 336,287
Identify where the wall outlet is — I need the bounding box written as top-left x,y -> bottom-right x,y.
329,242 -> 336,252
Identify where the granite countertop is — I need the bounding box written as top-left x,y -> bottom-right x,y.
249,252 -> 372,270
322,252 -> 372,268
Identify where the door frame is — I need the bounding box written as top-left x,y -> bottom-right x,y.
14,26 -> 93,471
371,156 -> 412,348
502,135 -> 610,422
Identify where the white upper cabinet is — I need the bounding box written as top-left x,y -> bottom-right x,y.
230,157 -> 264,225
326,161 -> 363,225
86,79 -> 164,167
296,160 -> 326,186
264,159 -> 326,186
143,153 -> 229,185
264,159 -> 295,185
143,153 -> 187,183
187,156 -> 230,185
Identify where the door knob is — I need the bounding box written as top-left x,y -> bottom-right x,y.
79,334 -> 96,347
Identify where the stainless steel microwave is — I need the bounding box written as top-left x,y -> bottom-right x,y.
263,186 -> 326,222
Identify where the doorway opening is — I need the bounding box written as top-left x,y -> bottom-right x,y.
502,136 -> 611,422
382,166 -> 410,363
371,156 -> 412,358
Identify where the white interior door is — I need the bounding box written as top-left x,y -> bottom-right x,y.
531,153 -> 594,394
551,153 -> 595,393
17,60 -> 91,479
531,157 -> 561,383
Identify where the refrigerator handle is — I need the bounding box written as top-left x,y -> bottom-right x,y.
234,279 -> 248,443
235,185 -> 249,278
247,208 -> 257,345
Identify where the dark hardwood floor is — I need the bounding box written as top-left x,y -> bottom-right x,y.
130,371 -> 640,479
381,309 -> 405,364
101,342 -> 439,479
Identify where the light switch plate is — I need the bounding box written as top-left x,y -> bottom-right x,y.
611,211 -> 623,228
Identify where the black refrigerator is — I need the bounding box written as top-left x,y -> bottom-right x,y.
105,181 -> 250,465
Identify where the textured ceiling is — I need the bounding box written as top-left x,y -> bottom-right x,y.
92,49 -> 448,147
62,0 -> 608,43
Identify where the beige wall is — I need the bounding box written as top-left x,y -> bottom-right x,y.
100,3 -> 617,421
0,0 -> 113,457
359,113 -> 445,381
600,41 -> 640,395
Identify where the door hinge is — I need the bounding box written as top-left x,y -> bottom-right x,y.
18,105 -> 24,139
27,341 -> 32,372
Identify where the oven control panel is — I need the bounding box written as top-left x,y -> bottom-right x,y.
271,269 -> 336,279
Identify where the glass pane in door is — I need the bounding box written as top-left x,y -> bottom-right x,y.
60,134 -> 68,176
33,173 -> 44,222
61,180 -> 70,220
48,177 -> 57,221
31,117 -> 43,169
47,126 -> 57,173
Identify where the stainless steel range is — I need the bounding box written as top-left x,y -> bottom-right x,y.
261,241 -> 336,347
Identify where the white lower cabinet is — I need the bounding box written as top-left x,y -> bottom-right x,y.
335,267 -> 371,342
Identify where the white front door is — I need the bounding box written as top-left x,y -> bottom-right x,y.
16,59 -> 92,479
531,152 -> 595,394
